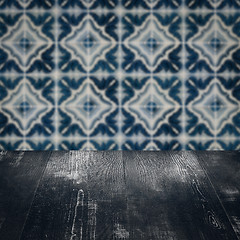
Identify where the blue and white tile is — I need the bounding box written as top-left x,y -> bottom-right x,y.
215,12 -> 240,73
186,139 -> 216,150
122,12 -> 182,73
186,0 -> 215,9
122,0 -> 182,9
121,138 -> 152,150
0,0 -> 240,150
0,76 -> 24,137
186,0 -> 240,10
0,139 -> 24,150
58,12 -> 118,73
121,138 -> 182,150
0,13 -> 24,73
0,0 -> 55,9
185,75 -> 240,137
122,76 -> 182,137
186,0 -> 240,9
186,138 -> 240,150
185,12 -> 215,73
58,76 -> 118,137
185,76 -> 216,137
216,139 -> 240,150
59,0 -> 118,9
215,76 -> 240,137
217,0 -> 240,9
152,139 -> 183,150
0,76 -> 55,137
186,12 -> 240,74
88,139 -> 119,150
25,138 -> 55,150
58,139 -> 87,150
185,0 -> 232,9
58,138 -> 119,150
0,137 -> 55,150
0,12 -> 55,73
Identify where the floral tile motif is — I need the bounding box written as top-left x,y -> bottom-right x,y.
186,12 -> 240,73
216,139 -> 240,150
59,13 -> 118,73
215,13 -> 240,73
0,138 -> 55,150
122,0 -> 181,9
0,76 -> 55,137
186,139 -> 216,150
59,0 -> 118,9
0,13 -> 55,73
58,76 -> 118,137
0,0 -> 240,150
0,139 -> 24,150
186,139 -> 240,150
186,0 -> 240,9
122,12 -> 182,73
186,75 -> 240,137
122,76 -> 182,137
25,139 -> 55,150
121,138 -> 182,150
0,0 -> 55,9
58,138 -> 119,150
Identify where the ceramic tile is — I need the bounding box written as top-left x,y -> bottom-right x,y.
122,12 -> 182,73
0,0 -> 55,9
0,75 -> 55,138
0,12 -> 55,73
0,0 -> 239,150
122,76 -> 182,137
58,12 -> 118,73
58,75 -> 118,137
121,138 -> 183,150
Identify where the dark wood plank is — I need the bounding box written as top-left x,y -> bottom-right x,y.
86,151 -> 127,240
123,151 -> 238,240
196,151 -> 240,239
20,151 -> 126,240
0,151 -> 51,240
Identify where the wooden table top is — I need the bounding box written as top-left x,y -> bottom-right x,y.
0,151 -> 239,240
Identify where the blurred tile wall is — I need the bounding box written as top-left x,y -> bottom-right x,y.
0,0 -> 240,150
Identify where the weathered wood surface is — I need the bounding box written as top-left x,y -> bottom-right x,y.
0,151 -> 51,240
20,151 -> 126,240
123,151 -> 238,240
0,151 -> 240,240
196,151 -> 240,239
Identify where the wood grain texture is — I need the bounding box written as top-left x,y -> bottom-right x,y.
123,151 -> 238,240
196,151 -> 240,239
0,151 -> 51,240
20,151 -> 126,240
1,151 -> 240,240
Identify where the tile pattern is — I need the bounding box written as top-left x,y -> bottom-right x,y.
0,0 -> 240,150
